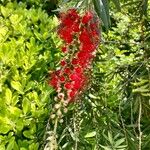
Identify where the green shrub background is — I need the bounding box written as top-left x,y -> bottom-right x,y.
0,2 -> 60,149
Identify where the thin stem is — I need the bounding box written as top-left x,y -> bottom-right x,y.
54,117 -> 58,134
138,97 -> 142,150
119,100 -> 129,148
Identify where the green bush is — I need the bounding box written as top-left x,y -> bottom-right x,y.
0,2 -> 60,149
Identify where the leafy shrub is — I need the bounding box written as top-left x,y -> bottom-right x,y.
0,2 -> 60,149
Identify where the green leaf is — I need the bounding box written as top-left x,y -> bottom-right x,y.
85,131 -> 96,138
114,138 -> 125,147
0,145 -> 5,150
23,130 -> 34,139
100,145 -> 111,150
22,98 -> 30,115
11,81 -> 24,94
141,0 -> 148,17
5,88 -> 12,105
13,141 -> 19,150
16,119 -> 24,131
92,0 -> 110,29
107,132 -> 113,145
6,137 -> 15,150
111,0 -> 121,11
0,6 -> 10,17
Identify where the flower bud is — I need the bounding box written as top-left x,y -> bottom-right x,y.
50,114 -> 56,119
57,109 -> 62,117
54,103 -> 61,110
59,119 -> 64,123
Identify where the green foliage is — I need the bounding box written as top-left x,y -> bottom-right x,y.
0,2 -> 60,149
0,0 -> 150,150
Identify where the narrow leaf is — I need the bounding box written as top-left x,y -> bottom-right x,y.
92,0 -> 109,29
111,0 -> 121,11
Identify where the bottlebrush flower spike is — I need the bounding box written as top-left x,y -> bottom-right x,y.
82,11 -> 93,24
49,9 -> 100,103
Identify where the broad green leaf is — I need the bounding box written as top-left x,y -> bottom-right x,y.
0,124 -> 11,134
9,14 -> 23,25
13,141 -> 19,150
16,119 -> 24,131
6,137 -> 15,150
0,144 -> 5,150
11,81 -> 24,94
23,130 -> 34,139
8,106 -> 22,118
5,88 -> 12,105
22,98 -> 30,115
29,142 -> 39,150
0,6 -> 10,17
85,131 -> 96,138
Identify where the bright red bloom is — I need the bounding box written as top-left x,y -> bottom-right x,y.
73,80 -> 82,89
63,18 -> 74,27
64,82 -> 72,89
79,29 -> 91,44
74,67 -> 82,74
81,43 -> 95,52
67,9 -> 79,21
58,28 -> 73,43
61,46 -> 67,53
82,11 -> 93,24
59,76 -> 65,82
68,90 -> 76,99
71,58 -> 78,65
60,60 -> 66,66
70,73 -> 81,81
64,67 -> 71,74
49,77 -> 58,89
72,22 -> 80,32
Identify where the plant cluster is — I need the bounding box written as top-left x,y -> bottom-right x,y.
49,9 -> 100,103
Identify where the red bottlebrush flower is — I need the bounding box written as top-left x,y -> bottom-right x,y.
71,58 -> 78,65
55,70 -> 61,76
67,9 -> 80,21
70,73 -> 80,81
74,67 -> 82,73
64,82 -> 72,89
63,18 -> 74,27
90,22 -> 98,29
68,90 -> 76,99
64,67 -> 71,74
81,43 -> 95,52
73,80 -> 82,89
60,60 -> 66,66
61,46 -> 67,53
82,11 -> 93,24
77,51 -> 86,59
49,73 -> 58,89
58,28 -> 73,43
49,9 -> 100,104
59,76 -> 65,82
79,29 -> 91,44
72,22 -> 80,32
